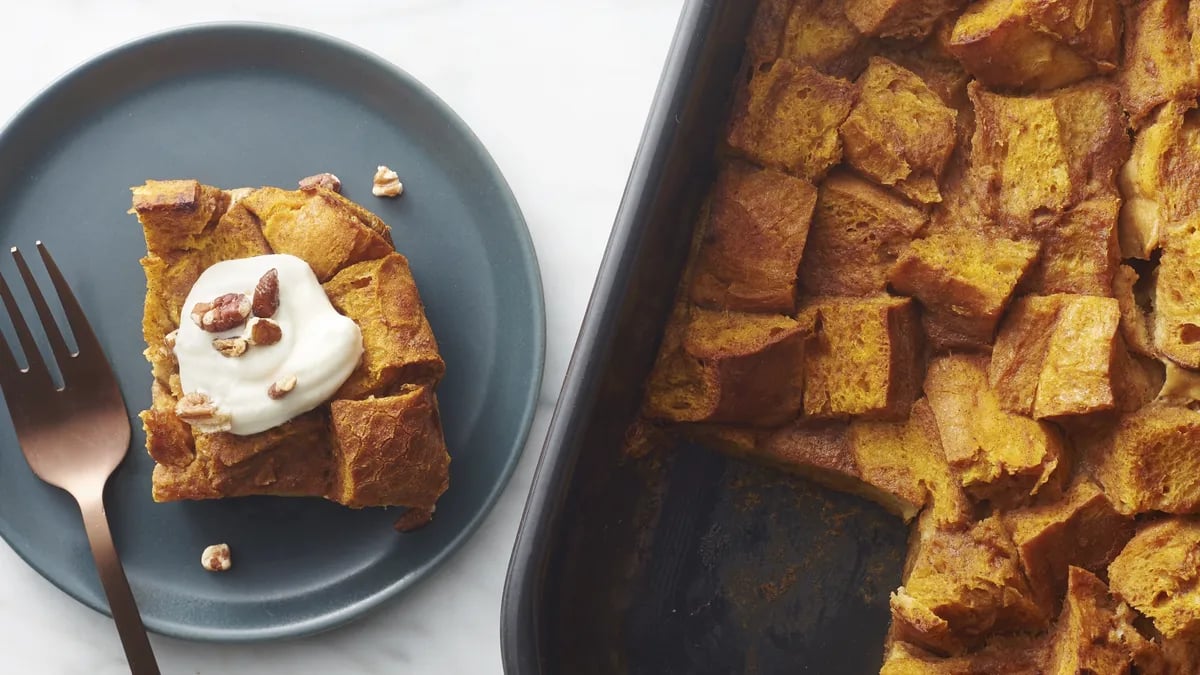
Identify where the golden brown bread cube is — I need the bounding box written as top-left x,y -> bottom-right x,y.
888,232 -> 1038,346
845,0 -> 964,38
798,171 -> 927,296
328,386 -> 449,510
746,0 -> 796,67
726,60 -> 855,180
1109,517 -> 1200,640
924,355 -> 1066,508
129,179 -> 229,257
1090,404 -> 1200,515
890,513 -> 1047,655
801,296 -> 922,420
687,164 -> 817,313
643,306 -> 809,426
1002,481 -> 1134,613
323,253 -> 444,399
1118,0 -> 1200,128
990,295 -> 1123,419
1118,102 -> 1200,259
1152,218 -> 1200,369
753,399 -> 969,523
1113,264 -> 1156,357
237,186 -> 393,282
948,0 -> 1120,91
746,0 -> 873,78
877,32 -> 972,112
1023,195 -> 1120,297
839,57 -> 957,204
141,381 -> 195,470
1045,567 -> 1139,675
880,636 -> 1049,674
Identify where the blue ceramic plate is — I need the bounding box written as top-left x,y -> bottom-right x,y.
0,24 -> 544,642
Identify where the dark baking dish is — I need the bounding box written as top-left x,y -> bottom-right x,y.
502,2 -> 908,673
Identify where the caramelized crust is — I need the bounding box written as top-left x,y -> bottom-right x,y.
1109,517 -> 1200,640
1118,0 -> 1200,128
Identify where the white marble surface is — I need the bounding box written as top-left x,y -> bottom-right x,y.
0,1 -> 686,672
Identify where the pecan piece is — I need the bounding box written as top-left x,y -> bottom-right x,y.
372,165 -> 403,197
200,293 -> 252,332
212,336 -> 249,357
175,392 -> 232,433
201,543 -> 232,572
164,329 -> 178,350
268,375 -> 297,400
252,269 -> 279,318
298,172 -> 342,193
190,302 -> 213,328
244,317 -> 282,346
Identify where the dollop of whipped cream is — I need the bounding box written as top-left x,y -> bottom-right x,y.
175,254 -> 363,435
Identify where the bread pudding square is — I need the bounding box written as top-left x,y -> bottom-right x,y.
888,232 -> 1039,346
1002,481 -> 1134,613
1045,567 -> 1138,674
1109,517 -> 1200,640
800,296 -> 922,420
132,180 -> 450,514
839,57 -> 957,204
798,171 -> 927,296
923,355 -> 1066,508
643,305 -> 810,426
687,163 -> 817,313
845,0 -> 964,39
890,513 -> 1047,655
948,0 -> 1119,91
1089,404 -> 1200,515
725,60 -> 855,180
1119,0 -> 1200,127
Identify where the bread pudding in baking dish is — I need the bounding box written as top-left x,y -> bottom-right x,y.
638,0 -> 1200,669
131,179 -> 448,527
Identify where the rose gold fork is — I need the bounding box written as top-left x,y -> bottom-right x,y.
0,242 -> 159,675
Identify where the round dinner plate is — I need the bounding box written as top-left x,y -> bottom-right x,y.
0,24 -> 544,641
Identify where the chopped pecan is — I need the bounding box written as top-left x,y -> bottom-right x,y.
252,269 -> 279,318
200,293 -> 252,332
212,336 -> 249,357
244,317 -> 282,346
201,543 -> 232,572
372,165 -> 403,197
190,302 -> 213,327
268,375 -> 297,399
164,329 -> 178,350
175,392 -> 232,433
298,172 -> 342,193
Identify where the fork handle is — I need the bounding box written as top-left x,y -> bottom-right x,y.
77,488 -> 161,675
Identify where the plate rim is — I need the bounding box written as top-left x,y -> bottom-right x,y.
0,20 -> 546,643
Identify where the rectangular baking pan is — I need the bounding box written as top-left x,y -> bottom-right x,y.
501,2 -> 908,673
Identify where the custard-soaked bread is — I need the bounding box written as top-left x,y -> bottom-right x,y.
924,355 -> 1065,508
880,636 -> 1049,674
1152,218 -> 1200,368
888,232 -> 1038,347
839,57 -> 957,204
800,296 -> 922,419
1118,101 -> 1200,259
1119,0 -> 1200,128
132,180 -> 449,514
687,163 -> 817,313
725,60 -> 855,180
948,0 -> 1120,91
752,399 -> 969,523
1109,517 -> 1200,640
890,513 -> 1047,655
1113,264 -> 1156,356
845,0 -> 964,39
748,0 -> 874,78
1002,481 -> 1134,613
798,171 -> 927,297
877,30 -> 972,112
324,253 -> 444,399
989,295 -> 1124,419
1089,404 -> 1200,515
1024,195 -> 1120,297
643,305 -> 809,426
1045,567 -> 1140,674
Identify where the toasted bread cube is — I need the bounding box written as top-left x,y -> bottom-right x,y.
1025,196 -> 1121,297
1091,405 -> 1200,515
329,386 -> 450,509
130,179 -> 228,256
1119,0 -> 1200,127
877,34 -> 972,111
141,381 -> 195,470
846,0 -> 965,38
726,61 -> 855,180
1109,517 -> 1200,640
746,0 -> 795,67
840,58 -> 957,204
881,637 -> 1049,674
990,295 -> 1122,418
799,171 -> 927,296
323,253 -> 445,399
1045,567 -> 1139,674
1153,219 -> 1200,369
237,186 -> 393,282
891,513 -> 1047,655
949,0 -> 1119,91
688,164 -> 817,313
924,355 -> 1066,508
1003,481 -> 1134,613
1118,102 -> 1200,259
889,232 -> 1038,344
801,297 -> 922,419
644,306 -> 809,426
1113,264 -> 1156,356
781,0 -> 874,77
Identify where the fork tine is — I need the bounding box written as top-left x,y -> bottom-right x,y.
35,242 -> 104,358
12,247 -> 74,367
0,255 -> 51,380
